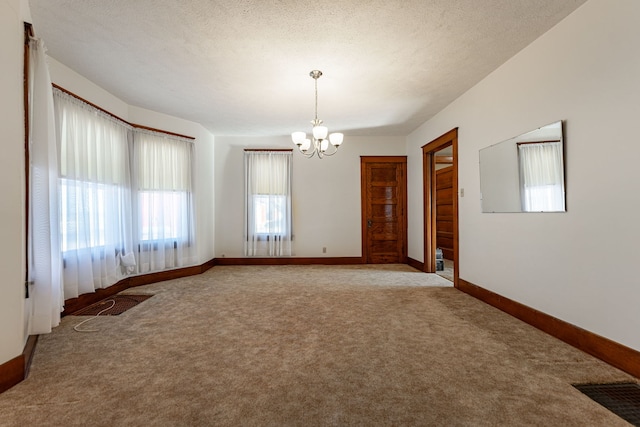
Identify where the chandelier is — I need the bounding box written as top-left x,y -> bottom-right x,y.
291,70 -> 344,158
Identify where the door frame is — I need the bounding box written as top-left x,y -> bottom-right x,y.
422,129 -> 459,286
360,156 -> 408,264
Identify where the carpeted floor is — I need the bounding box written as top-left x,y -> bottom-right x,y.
71,294 -> 153,316
0,264 -> 636,426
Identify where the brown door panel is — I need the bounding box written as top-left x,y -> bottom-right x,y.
361,157 -> 407,264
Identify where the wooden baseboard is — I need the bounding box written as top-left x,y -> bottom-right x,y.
407,257 -> 424,271
0,335 -> 38,394
215,257 -> 364,266
22,335 -> 38,378
63,258 -> 216,315
457,278 -> 640,378
0,354 -> 24,394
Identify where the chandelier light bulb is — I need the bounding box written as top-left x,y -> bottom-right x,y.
313,126 -> 328,140
329,133 -> 344,146
292,132 -> 306,146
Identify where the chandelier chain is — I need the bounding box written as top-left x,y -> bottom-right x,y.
314,77 -> 318,122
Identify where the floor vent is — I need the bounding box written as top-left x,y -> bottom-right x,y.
70,294 -> 152,316
573,382 -> 640,426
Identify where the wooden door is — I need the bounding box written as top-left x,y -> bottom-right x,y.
361,157 -> 407,264
436,166 -> 454,260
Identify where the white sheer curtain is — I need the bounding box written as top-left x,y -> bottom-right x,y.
134,131 -> 196,273
244,151 -> 292,256
53,89 -> 134,298
27,37 -> 63,334
518,141 -> 565,212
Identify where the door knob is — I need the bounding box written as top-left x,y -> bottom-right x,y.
367,219 -> 373,228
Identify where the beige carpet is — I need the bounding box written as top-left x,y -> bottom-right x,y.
0,264 -> 636,426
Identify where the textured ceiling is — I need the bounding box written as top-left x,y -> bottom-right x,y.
28,0 -> 587,137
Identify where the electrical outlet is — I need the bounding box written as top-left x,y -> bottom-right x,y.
322,247 -> 327,253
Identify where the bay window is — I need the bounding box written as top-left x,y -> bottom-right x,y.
53,87 -> 196,298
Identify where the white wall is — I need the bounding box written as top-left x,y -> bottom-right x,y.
407,0 -> 640,351
47,60 -> 216,266
0,0 -> 27,365
215,136 -> 405,257
47,58 -> 129,119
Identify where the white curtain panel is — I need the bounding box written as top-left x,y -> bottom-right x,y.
27,37 -> 63,334
244,151 -> 292,256
518,142 -> 565,212
53,90 -> 134,298
134,131 -> 196,273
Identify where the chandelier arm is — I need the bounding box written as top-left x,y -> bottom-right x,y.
318,144 -> 340,156
296,146 -> 317,158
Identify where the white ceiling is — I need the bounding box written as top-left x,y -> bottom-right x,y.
28,0 -> 587,137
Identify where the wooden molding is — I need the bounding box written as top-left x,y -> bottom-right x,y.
63,258 -> 216,315
243,148 -> 293,152
0,335 -> 38,394
422,129 -> 459,287
457,278 -> 640,378
200,258 -> 216,271
0,354 -> 24,394
516,139 -> 560,146
215,257 -> 364,266
22,335 -> 38,378
407,257 -> 424,271
52,84 -> 195,140
24,23 -> 34,284
435,155 -> 453,164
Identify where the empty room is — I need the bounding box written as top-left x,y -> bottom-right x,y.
1,0 -> 639,425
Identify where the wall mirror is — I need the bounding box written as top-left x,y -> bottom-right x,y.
479,121 -> 565,213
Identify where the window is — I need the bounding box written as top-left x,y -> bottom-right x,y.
135,132 -> 195,273
53,87 -> 196,296
518,141 -> 565,212
138,191 -> 188,241
135,131 -> 194,246
54,89 -> 133,294
244,150 -> 293,256
59,178 -> 121,251
252,194 -> 287,235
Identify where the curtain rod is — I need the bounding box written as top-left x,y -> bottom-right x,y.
244,149 -> 293,152
52,83 -> 196,141
516,140 -> 561,146
24,22 -> 35,284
